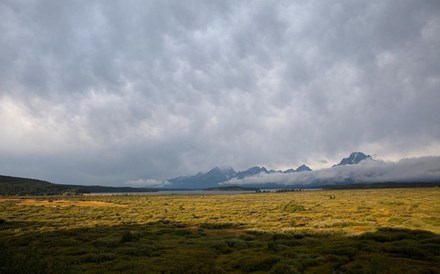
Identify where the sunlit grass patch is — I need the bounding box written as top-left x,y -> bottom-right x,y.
0,198 -> 127,208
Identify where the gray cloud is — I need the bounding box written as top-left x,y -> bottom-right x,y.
125,179 -> 170,188
223,156 -> 440,186
0,1 -> 439,185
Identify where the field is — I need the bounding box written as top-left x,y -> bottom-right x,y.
1,188 -> 439,273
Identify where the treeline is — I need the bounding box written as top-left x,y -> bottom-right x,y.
0,175 -> 158,196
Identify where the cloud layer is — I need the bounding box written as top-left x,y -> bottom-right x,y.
1,1 -> 439,185
223,157 -> 440,186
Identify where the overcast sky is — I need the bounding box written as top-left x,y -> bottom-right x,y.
1,0 -> 439,186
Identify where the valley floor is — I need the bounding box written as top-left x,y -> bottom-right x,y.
1,188 -> 439,273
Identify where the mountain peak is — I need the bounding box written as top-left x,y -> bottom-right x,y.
206,166 -> 236,177
333,152 -> 372,167
168,166 -> 237,188
236,166 -> 268,179
295,164 -> 312,172
282,168 -> 296,173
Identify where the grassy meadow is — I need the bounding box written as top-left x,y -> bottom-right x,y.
0,188 -> 439,273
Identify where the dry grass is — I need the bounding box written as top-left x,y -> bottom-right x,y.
0,198 -> 127,208
1,188 -> 439,273
1,188 -> 439,233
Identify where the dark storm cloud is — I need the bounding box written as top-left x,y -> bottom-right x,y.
0,0 -> 439,185
223,156 -> 440,186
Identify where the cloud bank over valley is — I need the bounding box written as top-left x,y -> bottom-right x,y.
222,156 -> 440,186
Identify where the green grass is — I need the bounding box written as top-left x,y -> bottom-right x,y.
0,188 -> 439,273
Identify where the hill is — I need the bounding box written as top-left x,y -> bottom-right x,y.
0,175 -> 80,196
0,175 -> 158,196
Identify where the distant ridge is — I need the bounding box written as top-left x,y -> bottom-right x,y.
0,175 -> 158,196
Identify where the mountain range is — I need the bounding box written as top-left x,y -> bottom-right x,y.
165,152 -> 370,188
2,152 -> 438,195
166,164 -> 315,188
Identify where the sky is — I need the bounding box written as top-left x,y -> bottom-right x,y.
1,0 -> 439,186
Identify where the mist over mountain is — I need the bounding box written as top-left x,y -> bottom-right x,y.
165,164 -> 312,188
223,155 -> 440,187
236,166 -> 268,179
159,153 -> 440,189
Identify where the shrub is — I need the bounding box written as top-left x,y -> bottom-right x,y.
80,253 -> 116,263
225,238 -> 253,249
419,243 -> 440,256
239,234 -> 255,241
240,256 -> 280,272
173,228 -> 193,236
330,247 -> 357,260
200,222 -> 237,229
296,255 -> 326,271
386,246 -> 431,260
162,252 -> 223,274
270,263 -> 301,274
272,233 -> 304,241
211,242 -> 232,254
120,231 -> 133,243
118,244 -> 159,257
267,242 -> 288,252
